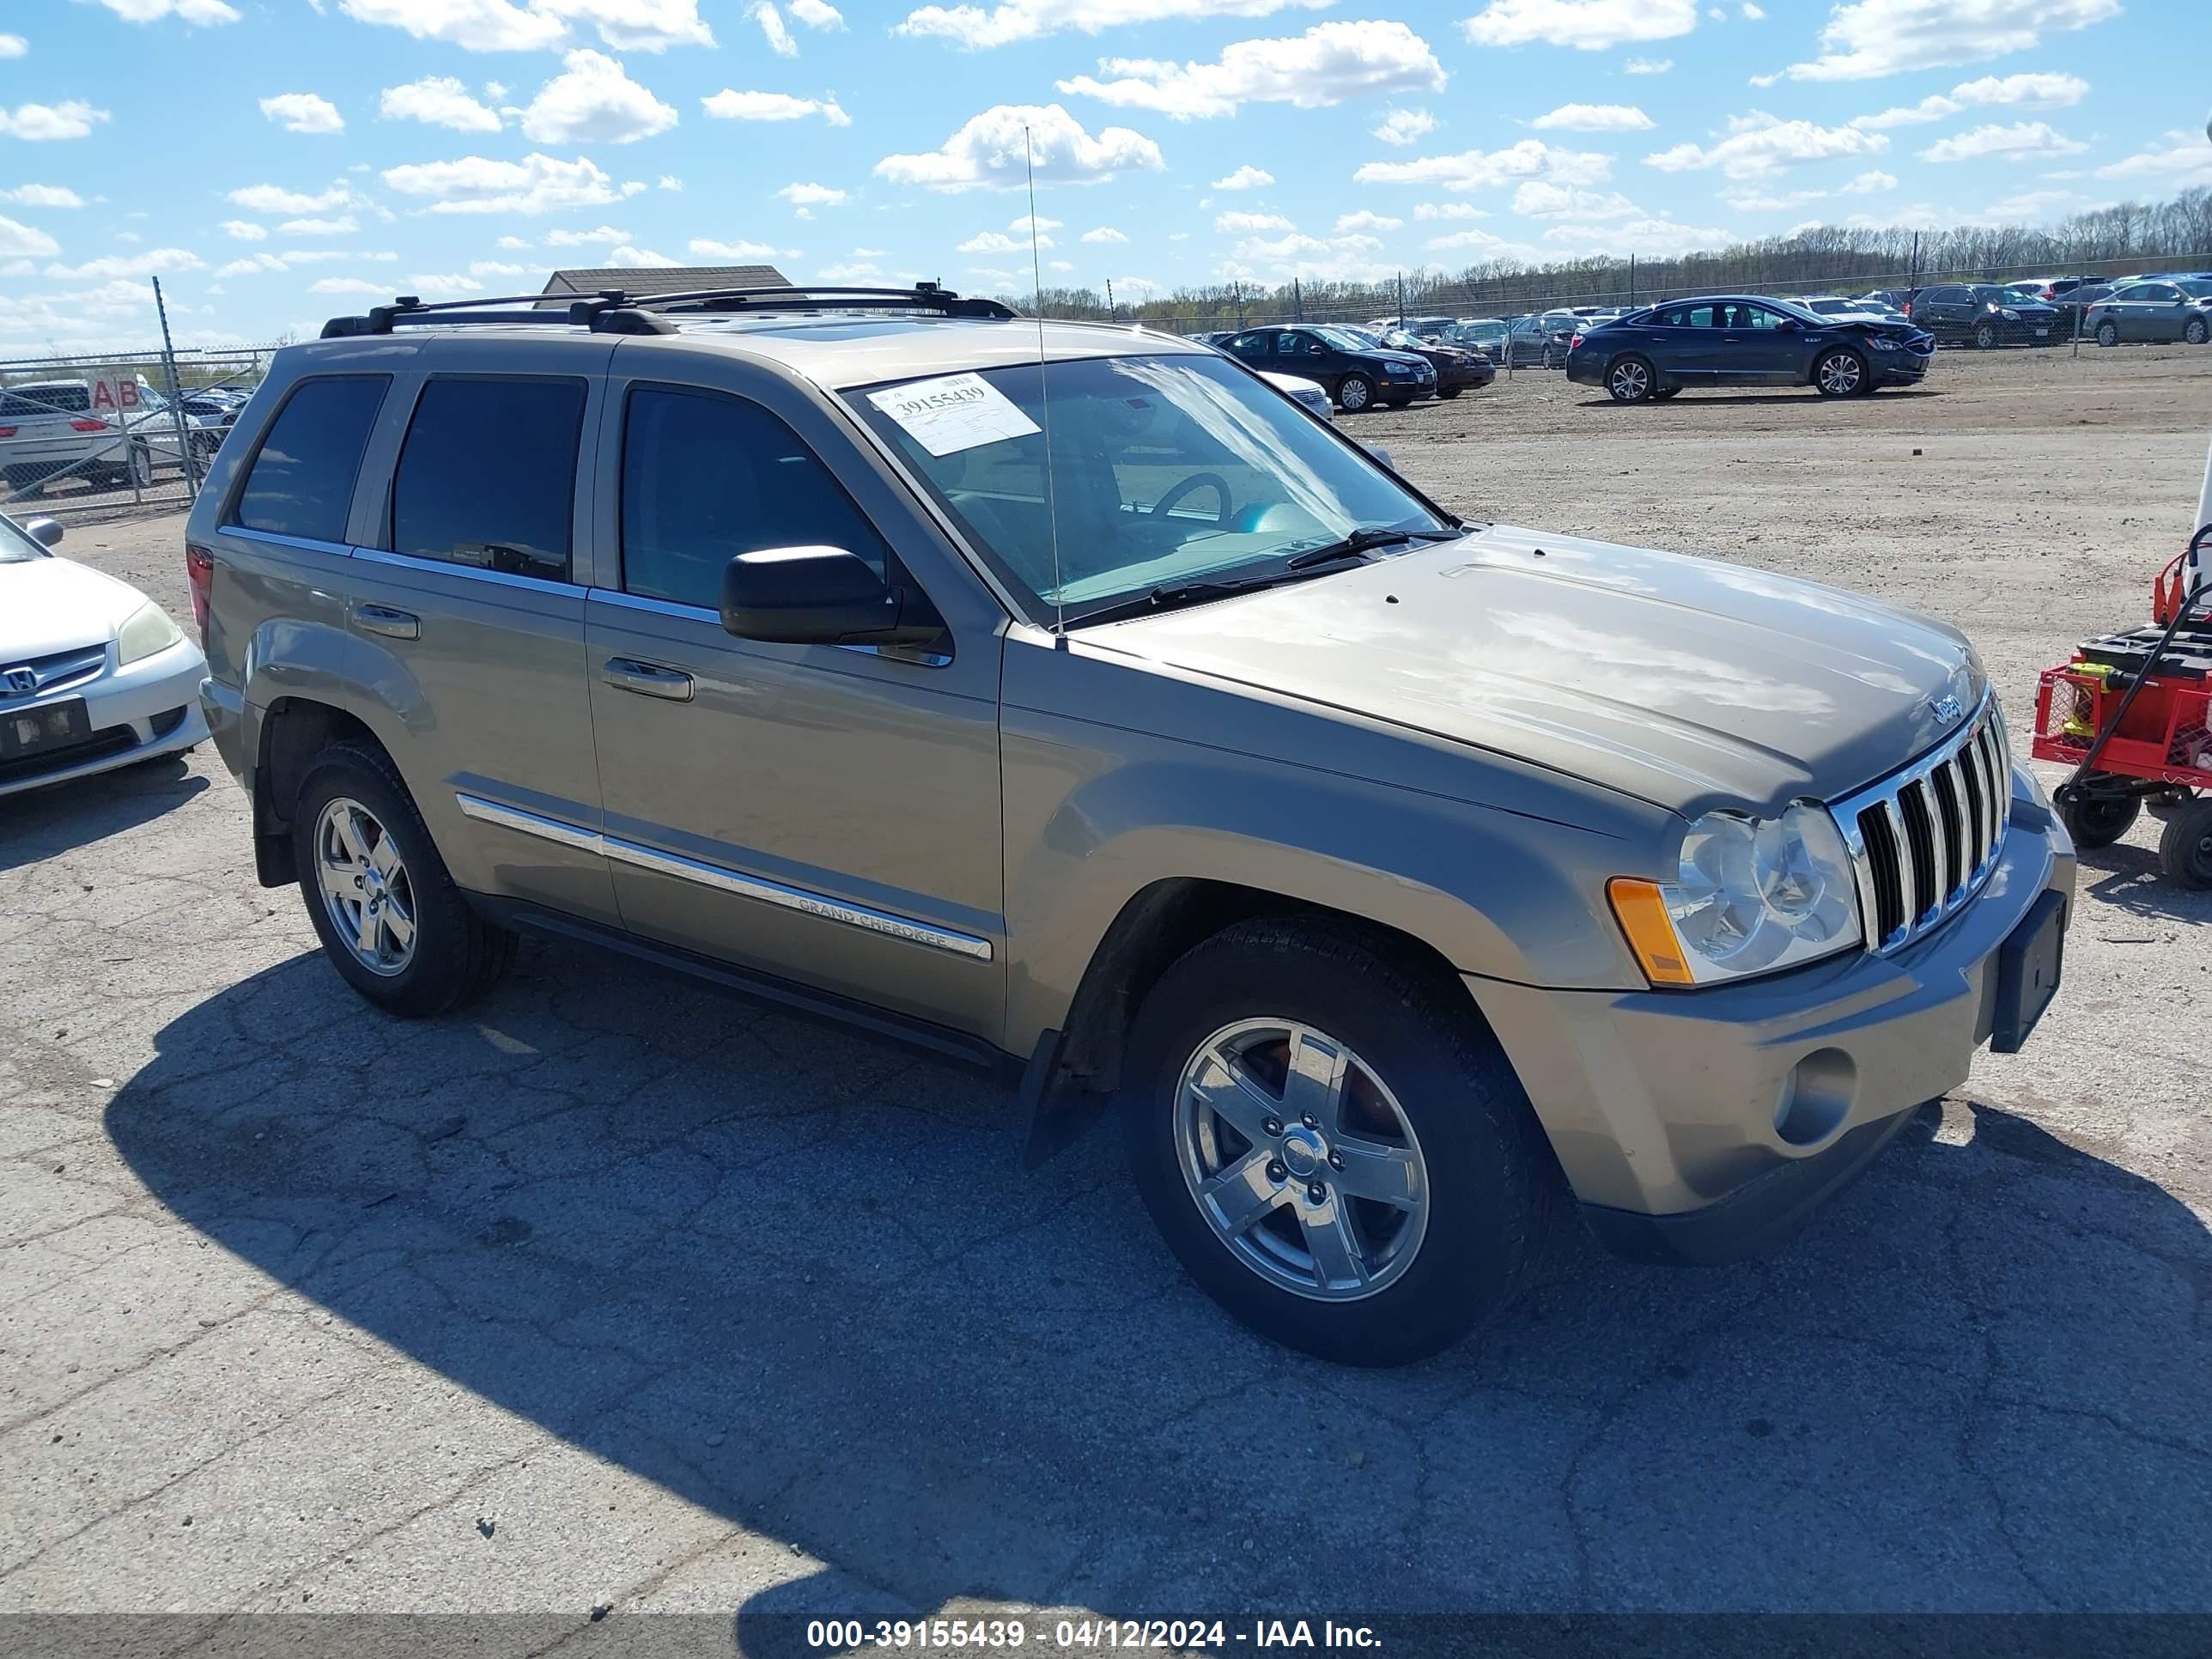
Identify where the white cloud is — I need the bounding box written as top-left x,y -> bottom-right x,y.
750,0 -> 798,54
410,271 -> 484,292
1334,209 -> 1402,232
778,181 -> 848,207
658,174 -> 683,190
1215,210 -> 1292,232
0,184 -> 86,209
1372,106 -> 1437,146
544,223 -> 629,245
260,92 -> 344,134
1644,111 -> 1887,179
1055,21 -> 1443,119
573,0 -> 714,52
1776,0 -> 2118,82
1852,70 -> 2087,130
1424,227 -> 1515,252
380,76 -> 503,132
1530,102 -> 1652,131
1739,1 -> 1761,15
471,259 -> 529,275
957,229 -> 1026,252
605,245 -> 681,265
1212,164 -> 1273,190
83,0 -> 239,21
896,0 -> 1328,50
818,259 -> 884,281
339,0 -> 711,53
1512,181 -> 1637,217
790,0 -> 845,23
381,152 -> 623,214
1717,183 -> 1825,210
1921,121 -> 2085,162
690,237 -> 781,258
1839,168 -> 1895,193
1461,0 -> 1697,51
875,102 -> 1164,191
45,248 -> 205,280
1623,55 -> 1670,72
1080,225 -> 1127,242
1354,138 -> 1613,191
2097,131 -> 2212,189
1978,189 -> 2084,222
0,102 -> 111,143
227,182 -> 353,215
0,35 -> 24,58
1224,228 -> 1398,283
520,50 -> 678,145
279,215 -> 360,234
309,278 -> 391,296
1541,214 -> 1732,256
1009,213 -> 1062,234
702,89 -> 849,125
0,215 -> 60,258
217,254 -> 285,276
496,233 -> 533,248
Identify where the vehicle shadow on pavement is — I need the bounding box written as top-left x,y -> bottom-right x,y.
2072,840 -> 2212,926
105,940 -> 2212,1622
0,757 -> 206,872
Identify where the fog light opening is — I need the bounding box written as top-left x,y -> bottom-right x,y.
1775,1048 -> 1856,1148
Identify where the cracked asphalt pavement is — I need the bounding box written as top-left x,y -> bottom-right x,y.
3,346 -> 2211,1638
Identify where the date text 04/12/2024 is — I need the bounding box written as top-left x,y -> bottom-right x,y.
804,1620 -> 1383,1650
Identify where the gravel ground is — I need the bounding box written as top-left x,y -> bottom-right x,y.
3,342 -> 2211,1643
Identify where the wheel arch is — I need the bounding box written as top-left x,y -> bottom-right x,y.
250,696 -> 386,886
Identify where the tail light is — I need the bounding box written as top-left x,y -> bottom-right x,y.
1569,332 -> 1585,349
185,543 -> 214,647
70,418 -> 109,433
0,426 -> 15,439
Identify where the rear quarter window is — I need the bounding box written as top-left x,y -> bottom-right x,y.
232,375 -> 392,544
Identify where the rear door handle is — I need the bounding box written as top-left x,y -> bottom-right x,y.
352,603 -> 420,641
604,657 -> 696,702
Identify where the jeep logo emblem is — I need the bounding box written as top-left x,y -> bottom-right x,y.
1928,694 -> 1964,727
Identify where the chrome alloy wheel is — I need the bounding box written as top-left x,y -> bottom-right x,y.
1173,1018 -> 1428,1301
1817,350 -> 1863,395
1610,359 -> 1651,402
314,796 -> 417,976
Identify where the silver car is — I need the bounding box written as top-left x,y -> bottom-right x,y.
191,284 -> 2075,1365
2083,277 -> 2212,346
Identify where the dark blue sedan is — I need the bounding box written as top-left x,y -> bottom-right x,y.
1563,295 -> 1936,404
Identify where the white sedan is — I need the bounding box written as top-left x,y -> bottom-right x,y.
1,512 -> 208,797
1261,370 -> 1334,422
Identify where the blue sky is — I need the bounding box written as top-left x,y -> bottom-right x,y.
0,0 -> 2204,351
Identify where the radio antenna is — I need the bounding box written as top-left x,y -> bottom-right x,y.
1024,125 -> 1066,639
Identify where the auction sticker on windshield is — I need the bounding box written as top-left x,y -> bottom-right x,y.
866,372 -> 1040,458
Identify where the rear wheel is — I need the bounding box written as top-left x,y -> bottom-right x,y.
1121,917 -> 1559,1366
1607,355 -> 1656,404
1336,374 -> 1374,413
1813,348 -> 1868,398
292,742 -> 517,1017
2158,798 -> 2212,888
1436,385 -> 1462,399
2097,320 -> 2120,348
1973,321 -> 1999,350
2060,791 -> 2140,850
2186,317 -> 2209,346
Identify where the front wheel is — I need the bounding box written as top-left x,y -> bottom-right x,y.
2097,320 -> 2120,348
292,742 -> 517,1017
2060,791 -> 2140,850
1653,386 -> 1682,400
2159,798 -> 2212,888
2186,318 -> 2209,346
1336,374 -> 1374,413
1121,918 -> 1559,1366
1607,355 -> 1656,404
1814,348 -> 1868,398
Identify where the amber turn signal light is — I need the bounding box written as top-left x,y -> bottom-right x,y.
1607,878 -> 1695,988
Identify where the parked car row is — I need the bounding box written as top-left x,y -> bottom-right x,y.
1847,274 -> 2210,346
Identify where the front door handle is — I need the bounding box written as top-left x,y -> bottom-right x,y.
604,657 -> 696,702
352,603 -> 420,641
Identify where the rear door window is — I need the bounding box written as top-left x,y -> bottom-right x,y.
232,375 -> 391,543
389,376 -> 586,580
620,385 -> 892,611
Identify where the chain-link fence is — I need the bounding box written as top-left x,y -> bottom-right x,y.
0,342 -> 281,521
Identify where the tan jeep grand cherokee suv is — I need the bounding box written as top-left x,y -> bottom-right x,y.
190,284 -> 2075,1365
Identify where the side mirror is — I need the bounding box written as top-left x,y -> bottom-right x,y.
1366,445 -> 1395,471
720,545 -> 943,648
1777,317 -> 1801,331
23,515 -> 63,548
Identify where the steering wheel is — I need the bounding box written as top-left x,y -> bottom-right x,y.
1149,471 -> 1233,526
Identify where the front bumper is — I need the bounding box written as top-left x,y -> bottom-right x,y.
0,636 -> 209,797
1473,765 -> 2074,1263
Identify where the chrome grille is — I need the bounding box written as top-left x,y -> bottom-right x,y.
1831,696 -> 2010,955
0,643 -> 107,703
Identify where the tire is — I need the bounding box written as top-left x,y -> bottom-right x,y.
2158,798 -> 2212,888
1813,348 -> 1869,398
2060,791 -> 2140,850
1336,374 -> 1375,414
1382,394 -> 1415,409
1973,322 -> 1998,350
2186,318 -> 2209,346
1607,355 -> 1656,404
125,442 -> 153,489
291,741 -> 518,1018
1121,916 -> 1560,1367
2097,320 -> 2120,349
1436,385 -> 1462,399
1653,386 -> 1682,400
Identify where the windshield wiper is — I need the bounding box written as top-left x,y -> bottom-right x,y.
1285,525 -> 1463,568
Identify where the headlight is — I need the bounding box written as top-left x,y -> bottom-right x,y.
1999,307 -> 2021,319
116,600 -> 184,665
1608,804 -> 1862,987
1867,336 -> 1900,351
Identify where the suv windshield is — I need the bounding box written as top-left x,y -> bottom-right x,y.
848,353 -> 1452,625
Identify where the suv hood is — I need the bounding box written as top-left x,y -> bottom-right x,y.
1085,525 -> 1983,818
